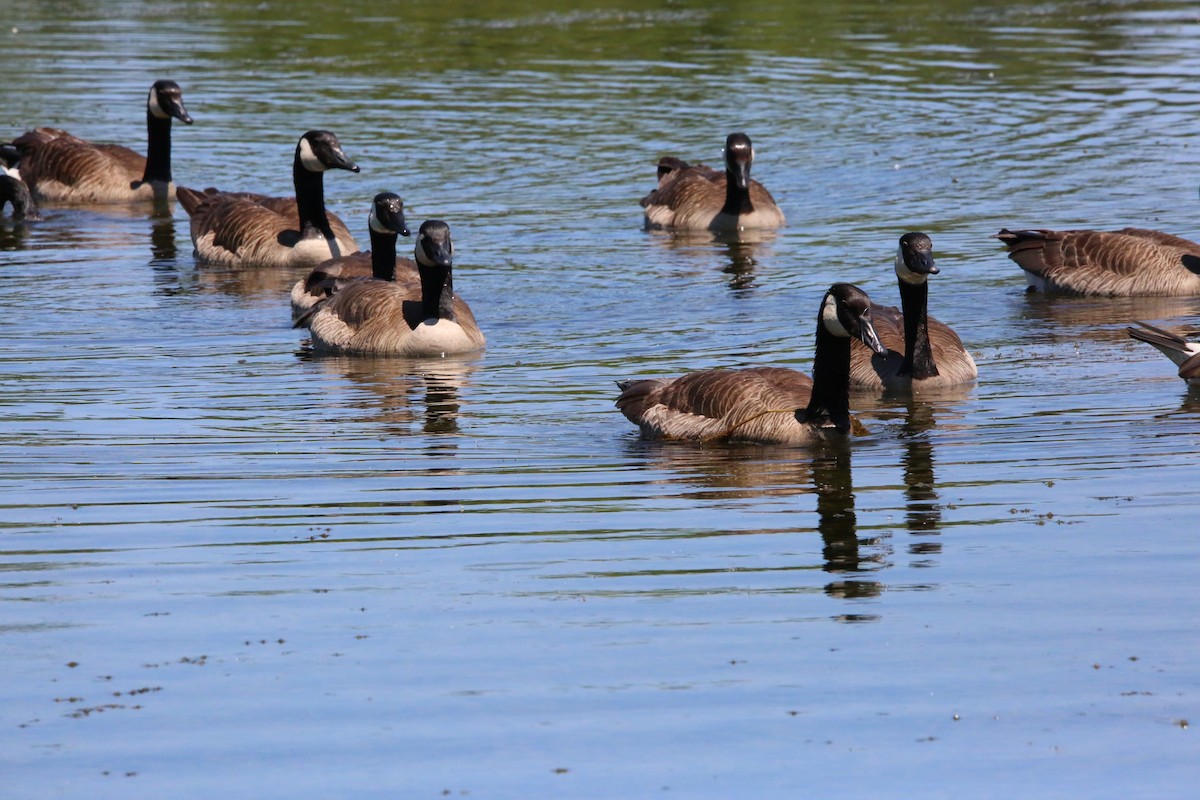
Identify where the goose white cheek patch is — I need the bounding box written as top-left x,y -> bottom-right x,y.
298,137 -> 327,172
821,294 -> 850,337
895,247 -> 929,285
148,88 -> 169,119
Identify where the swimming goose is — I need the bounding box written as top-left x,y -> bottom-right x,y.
996,227 -> 1200,296
297,219 -> 485,357
616,283 -> 886,445
849,232 -> 977,389
12,80 -> 192,203
290,191 -> 413,317
0,175 -> 42,221
178,130 -> 360,268
1127,321 -> 1200,384
640,132 -> 786,232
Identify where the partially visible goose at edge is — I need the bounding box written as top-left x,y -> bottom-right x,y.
291,191 -> 413,318
0,175 -> 42,221
296,219 -> 485,357
996,226 -> 1200,296
0,144 -> 20,179
640,132 -> 785,232
178,130 -> 360,268
1127,321 -> 1200,384
615,283 -> 887,445
850,232 -> 977,390
12,79 -> 192,204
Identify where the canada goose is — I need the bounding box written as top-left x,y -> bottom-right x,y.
1127,321 -> 1200,384
178,130 -> 360,268
290,191 -> 413,317
640,132 -> 786,232
297,219 -> 485,357
615,283 -> 887,445
12,80 -> 192,204
996,227 -> 1200,296
849,232 -> 977,389
0,175 -> 41,221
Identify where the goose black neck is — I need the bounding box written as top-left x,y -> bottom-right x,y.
141,111 -> 174,184
293,156 -> 333,240
899,279 -> 938,379
369,228 -> 399,282
418,264 -> 456,322
802,322 -> 852,433
722,167 -> 754,216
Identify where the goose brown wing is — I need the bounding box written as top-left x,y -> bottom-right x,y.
618,367 -> 813,438
640,166 -> 726,210
17,134 -> 141,188
193,196 -> 292,255
1114,227 -> 1200,253
747,180 -> 780,208
999,228 -> 1200,278
92,143 -> 148,176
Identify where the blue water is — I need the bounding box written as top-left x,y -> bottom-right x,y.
2,1 -> 1199,797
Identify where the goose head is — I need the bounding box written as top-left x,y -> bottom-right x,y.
724,132 -> 755,190
296,130 -> 360,174
0,143 -> 20,178
368,192 -> 410,237
821,282 -> 886,355
0,175 -> 42,221
415,219 -> 453,270
895,231 -> 938,285
147,80 -> 193,125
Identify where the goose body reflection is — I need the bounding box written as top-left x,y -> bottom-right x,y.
641,132 -> 785,232
13,80 -> 193,204
616,283 -> 886,445
1128,321 -> 1200,384
178,130 -> 360,268
291,192 -> 413,317
850,232 -> 977,390
997,227 -> 1200,296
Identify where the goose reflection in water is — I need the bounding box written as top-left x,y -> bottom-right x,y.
811,443 -> 883,606
192,263 -> 309,298
898,399 -> 943,565
644,226 -> 780,293
1018,292 -> 1200,344
149,213 -> 177,265
618,439 -> 888,609
299,353 -> 476,440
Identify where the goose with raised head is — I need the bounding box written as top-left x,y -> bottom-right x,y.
1127,321 -> 1200,384
290,191 -> 414,317
640,132 -> 786,232
615,283 -> 887,445
850,232 -> 977,390
12,80 -> 192,204
996,227 -> 1200,296
0,175 -> 41,221
178,130 -> 360,268
297,219 -> 485,357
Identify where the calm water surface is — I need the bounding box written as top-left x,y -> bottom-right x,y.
2,1 -> 1199,797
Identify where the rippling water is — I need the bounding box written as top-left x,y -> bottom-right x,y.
3,1 -> 1200,797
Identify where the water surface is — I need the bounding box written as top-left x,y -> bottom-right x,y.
2,1 -> 1199,797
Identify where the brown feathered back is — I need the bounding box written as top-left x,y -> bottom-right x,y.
997,227 -> 1200,296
